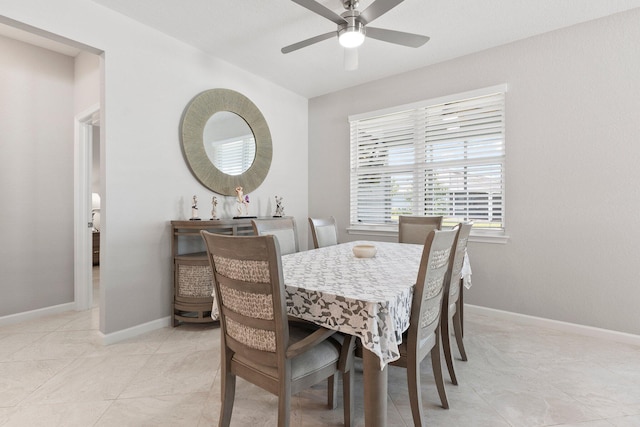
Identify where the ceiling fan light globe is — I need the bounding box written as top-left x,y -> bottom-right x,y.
339,29 -> 365,48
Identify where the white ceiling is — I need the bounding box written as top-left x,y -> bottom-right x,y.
5,1 -> 640,98
88,0 -> 640,98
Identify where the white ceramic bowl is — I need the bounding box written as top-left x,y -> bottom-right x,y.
352,244 -> 377,258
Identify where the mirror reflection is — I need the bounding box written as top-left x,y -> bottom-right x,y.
203,112 -> 256,176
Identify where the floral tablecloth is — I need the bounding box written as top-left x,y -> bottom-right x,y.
283,241 -> 423,367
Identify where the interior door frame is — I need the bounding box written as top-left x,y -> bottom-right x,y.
74,104 -> 100,311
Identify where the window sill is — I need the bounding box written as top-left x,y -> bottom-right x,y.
346,225 -> 509,244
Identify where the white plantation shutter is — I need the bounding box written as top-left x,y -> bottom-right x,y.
350,86 -> 506,230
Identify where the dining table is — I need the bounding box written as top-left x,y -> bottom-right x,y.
282,240 -> 425,427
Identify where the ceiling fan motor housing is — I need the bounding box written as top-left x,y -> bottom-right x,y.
339,8 -> 365,47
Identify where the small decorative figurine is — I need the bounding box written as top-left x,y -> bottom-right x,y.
244,194 -> 250,216
210,196 -> 218,220
274,195 -> 285,217
235,186 -> 250,217
190,195 -> 201,220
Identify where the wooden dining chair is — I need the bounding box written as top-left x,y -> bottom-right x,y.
389,228 -> 457,427
308,216 -> 338,249
398,215 -> 444,244
200,231 -> 354,427
251,217 -> 299,255
441,222 -> 473,386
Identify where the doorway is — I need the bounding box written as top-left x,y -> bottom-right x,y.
74,106 -> 101,312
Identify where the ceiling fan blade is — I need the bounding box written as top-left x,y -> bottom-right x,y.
359,0 -> 404,25
291,0 -> 347,25
281,31 -> 336,54
365,27 -> 430,48
344,48 -> 358,71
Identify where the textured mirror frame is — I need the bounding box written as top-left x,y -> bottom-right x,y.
180,89 -> 273,195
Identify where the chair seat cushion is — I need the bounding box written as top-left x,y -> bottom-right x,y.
395,331 -> 436,360
233,325 -> 340,381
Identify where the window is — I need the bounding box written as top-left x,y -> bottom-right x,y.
349,85 -> 506,233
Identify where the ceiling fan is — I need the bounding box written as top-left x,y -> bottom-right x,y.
282,0 -> 430,70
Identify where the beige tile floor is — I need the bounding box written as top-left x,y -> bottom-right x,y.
1,272 -> 639,426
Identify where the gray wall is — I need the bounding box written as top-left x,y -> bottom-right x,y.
0,35 -> 75,314
309,9 -> 640,335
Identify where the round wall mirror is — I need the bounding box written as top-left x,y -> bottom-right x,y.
180,89 -> 272,195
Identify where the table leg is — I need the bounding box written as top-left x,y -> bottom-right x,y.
362,347 -> 388,427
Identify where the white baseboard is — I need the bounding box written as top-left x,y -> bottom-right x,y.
466,304 -> 640,347
0,302 -> 76,327
0,306 -> 171,346
100,316 -> 172,345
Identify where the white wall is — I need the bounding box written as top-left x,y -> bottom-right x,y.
309,9 -> 640,335
73,51 -> 101,205
0,34 -> 75,314
74,50 -> 100,114
1,0 -> 308,335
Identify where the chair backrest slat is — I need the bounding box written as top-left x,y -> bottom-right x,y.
409,229 -> 456,347
398,215 -> 444,244
447,222 -> 473,304
309,216 -> 338,249
252,218 -> 299,255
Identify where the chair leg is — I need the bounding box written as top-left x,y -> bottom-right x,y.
452,304 -> 468,361
277,383 -> 291,427
342,369 -> 354,427
441,313 -> 458,385
431,333 -> 449,409
328,374 -> 338,409
406,354 -> 425,427
339,334 -> 356,427
219,365 -> 236,427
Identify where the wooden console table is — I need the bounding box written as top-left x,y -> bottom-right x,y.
170,218 -> 261,326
